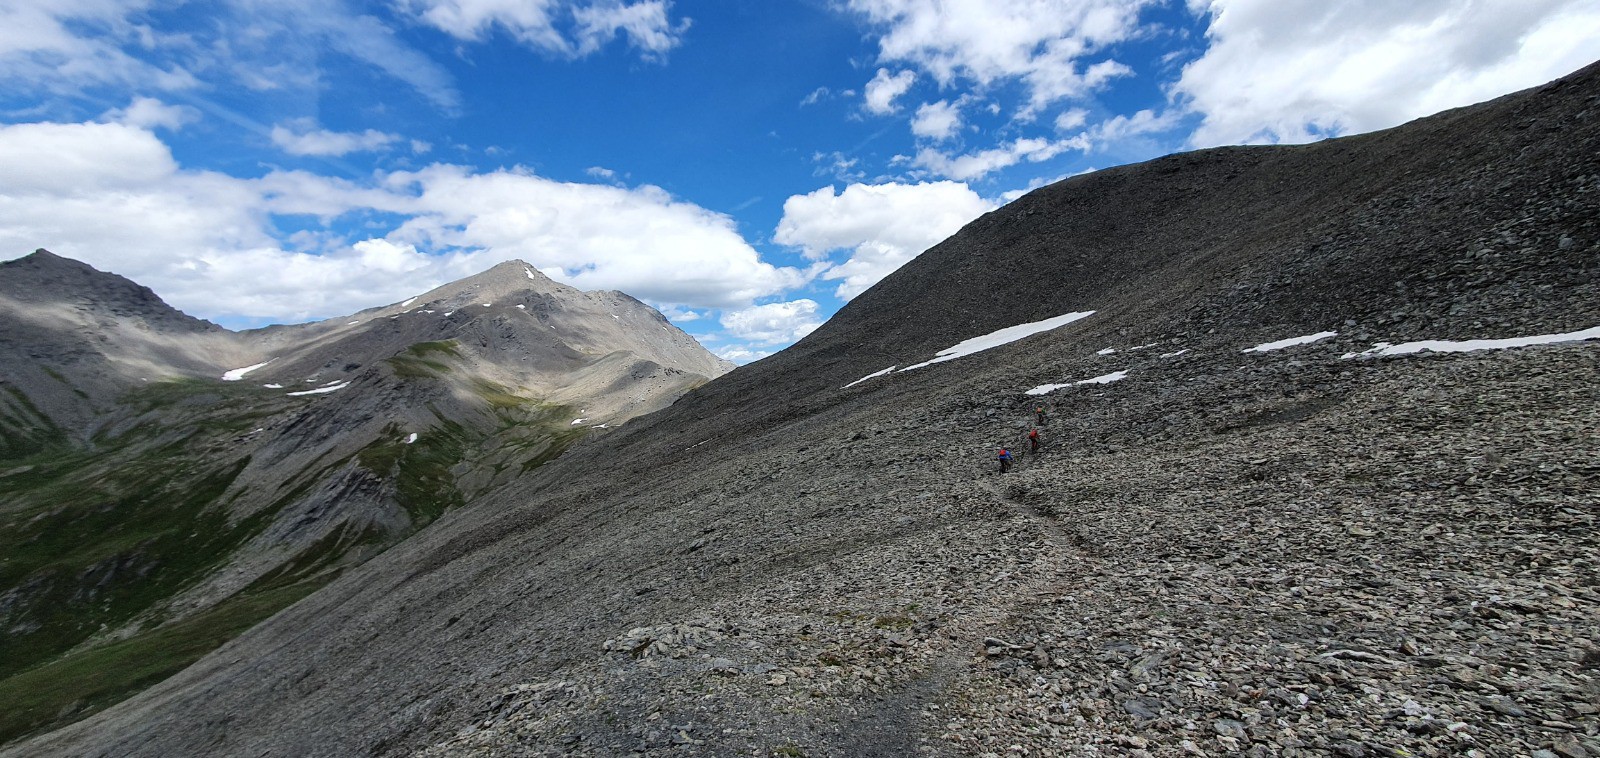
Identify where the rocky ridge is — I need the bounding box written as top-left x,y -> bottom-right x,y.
0,254 -> 728,745
10,61 -> 1600,758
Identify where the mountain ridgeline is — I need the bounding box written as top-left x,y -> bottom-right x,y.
9,62 -> 1600,756
0,256 -> 730,743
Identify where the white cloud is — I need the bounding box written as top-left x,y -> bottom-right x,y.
713,345 -> 772,364
911,99 -> 962,140
400,0 -> 687,59
720,299 -> 823,345
1081,108 -> 1181,147
1179,0 -> 1600,146
775,181 -> 994,299
0,0 -> 460,111
812,151 -> 865,183
101,97 -> 199,131
270,120 -> 404,156
864,68 -> 916,114
844,0 -> 1156,116
0,119 -> 804,323
0,0 -> 199,95
1054,107 -> 1089,131
910,135 -> 1089,181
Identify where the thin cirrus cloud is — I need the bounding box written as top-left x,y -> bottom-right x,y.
270,120 -> 405,157
397,0 -> 689,59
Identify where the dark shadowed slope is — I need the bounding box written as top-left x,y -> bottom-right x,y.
13,61 -> 1599,757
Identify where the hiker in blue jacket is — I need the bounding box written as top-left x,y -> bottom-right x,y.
996,447 -> 1013,473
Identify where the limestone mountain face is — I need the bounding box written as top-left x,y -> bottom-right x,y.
10,62 -> 1600,757
0,255 -> 728,744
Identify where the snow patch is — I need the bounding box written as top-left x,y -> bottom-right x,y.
222,360 -> 273,381
525,267 -> 537,280
1243,331 -> 1338,353
404,432 -> 418,444
443,311 -> 454,317
482,303 -> 492,307
262,383 -> 283,388
516,304 -> 526,309
348,320 -> 361,325
844,366 -> 896,389
1026,370 -> 1129,396
287,381 -> 350,396
1160,349 -> 1190,358
401,297 -> 417,307
900,311 -> 1097,373
1095,348 -> 1116,356
571,418 -> 587,425
1341,326 -> 1600,359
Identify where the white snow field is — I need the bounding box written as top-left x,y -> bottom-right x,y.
1242,331 -> 1338,353
843,310 -> 1096,388
405,433 -> 419,444
1341,325 -> 1600,358
222,360 -> 273,381
286,381 -> 350,396
1026,370 -> 1130,396
843,366 -> 896,389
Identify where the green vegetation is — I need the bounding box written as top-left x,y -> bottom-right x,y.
385,340 -> 461,378
0,578 -> 327,746
0,455 -> 259,680
0,383 -> 68,460
0,352 -> 599,748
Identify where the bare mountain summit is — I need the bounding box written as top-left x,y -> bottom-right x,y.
0,254 -> 728,744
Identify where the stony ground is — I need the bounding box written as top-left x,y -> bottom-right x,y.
418,337 -> 1598,758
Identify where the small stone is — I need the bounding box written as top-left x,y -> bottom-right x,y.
1214,719 -> 1248,739
1551,738 -> 1588,758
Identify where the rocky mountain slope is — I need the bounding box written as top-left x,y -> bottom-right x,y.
11,61 -> 1600,758
0,256 -> 729,744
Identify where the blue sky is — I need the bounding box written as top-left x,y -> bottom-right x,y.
2,1 -> 1598,362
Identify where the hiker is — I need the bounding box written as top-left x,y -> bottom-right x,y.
996,447 -> 1013,473
1027,427 -> 1040,453
1035,406 -> 1047,425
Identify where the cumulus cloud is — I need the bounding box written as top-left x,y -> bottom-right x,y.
101,97 -> 199,131
713,345 -> 773,364
0,119 -> 804,323
719,300 -> 823,345
910,135 -> 1089,181
911,99 -> 963,140
864,68 -> 916,114
1178,0 -> 1600,146
844,0 -> 1155,116
270,120 -> 404,156
775,181 -> 994,299
400,0 -> 687,59
1054,107 -> 1089,131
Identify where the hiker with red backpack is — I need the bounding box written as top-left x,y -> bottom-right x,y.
1027,428 -> 1041,453
996,447 -> 1014,473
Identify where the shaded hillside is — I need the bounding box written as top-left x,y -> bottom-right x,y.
12,62 -> 1600,757
0,256 -> 728,745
